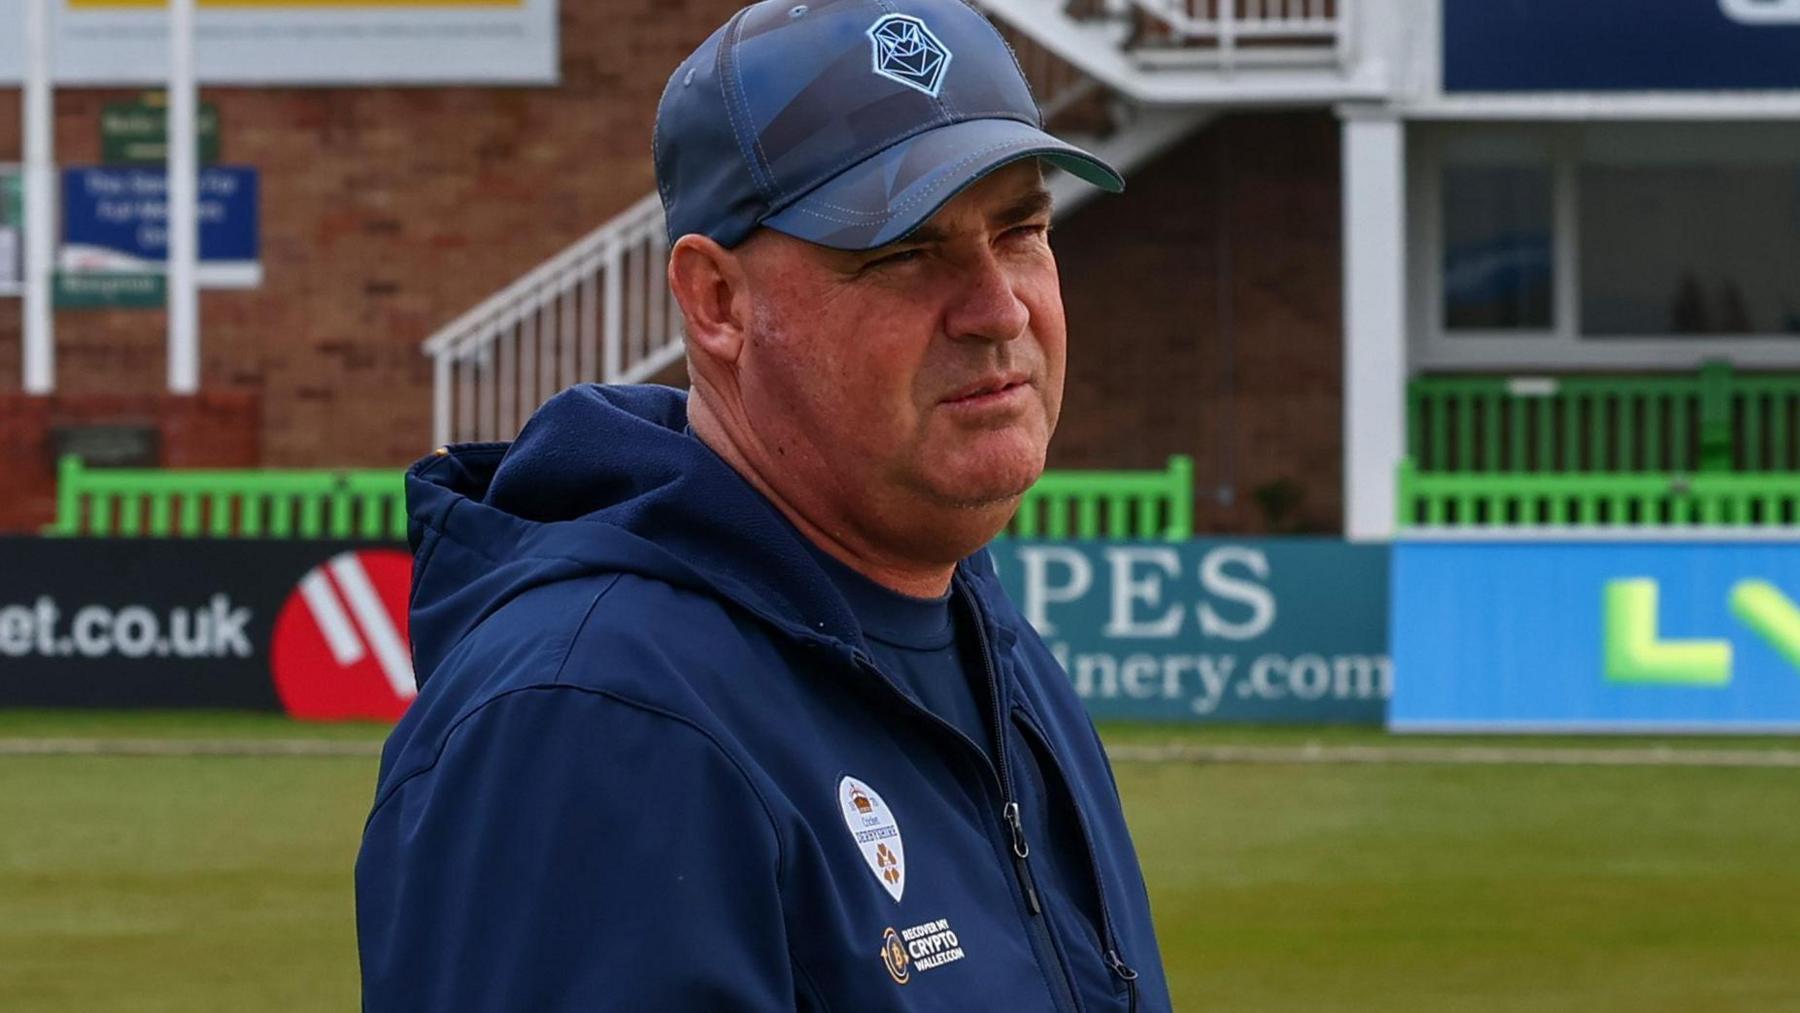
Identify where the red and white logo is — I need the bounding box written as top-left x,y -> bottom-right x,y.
271,549 -> 416,721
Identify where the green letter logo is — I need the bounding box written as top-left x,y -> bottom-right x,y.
1603,577 -> 1800,687
1729,579 -> 1800,672
1602,579 -> 1732,686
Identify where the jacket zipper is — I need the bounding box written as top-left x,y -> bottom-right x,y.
1014,709 -> 1142,1013
956,579 -> 1085,1013
840,578 -> 1083,1013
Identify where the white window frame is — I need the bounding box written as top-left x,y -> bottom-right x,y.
1409,121 -> 1800,372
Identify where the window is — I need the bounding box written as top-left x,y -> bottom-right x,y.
1442,164 -> 1553,330
0,167 -> 21,295
1580,163 -> 1800,337
1414,123 -> 1800,369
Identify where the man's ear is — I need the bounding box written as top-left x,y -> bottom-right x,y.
669,233 -> 751,368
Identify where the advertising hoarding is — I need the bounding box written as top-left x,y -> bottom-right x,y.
0,537 -> 1392,725
0,538 -> 414,719
992,539 -> 1390,723
1390,541 -> 1800,732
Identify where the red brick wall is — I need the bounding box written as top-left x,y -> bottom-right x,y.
0,0 -> 744,531
0,2 -> 1344,536
1051,112 -> 1344,534
0,392 -> 259,530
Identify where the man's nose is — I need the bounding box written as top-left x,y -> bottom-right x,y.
943,248 -> 1030,345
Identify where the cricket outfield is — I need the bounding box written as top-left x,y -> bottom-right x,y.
1,713 -> 1796,1011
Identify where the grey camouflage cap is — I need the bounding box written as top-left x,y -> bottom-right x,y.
653,0 -> 1123,251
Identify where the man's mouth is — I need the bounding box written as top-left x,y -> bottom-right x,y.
942,373 -> 1031,406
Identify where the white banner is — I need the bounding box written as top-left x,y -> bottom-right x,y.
0,0 -> 558,85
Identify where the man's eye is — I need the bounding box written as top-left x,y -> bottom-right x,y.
1006,224 -> 1050,242
865,248 -> 924,270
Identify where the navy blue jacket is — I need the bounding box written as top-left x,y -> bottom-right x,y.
356,384 -> 1171,1011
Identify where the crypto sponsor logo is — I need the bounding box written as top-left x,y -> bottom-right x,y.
270,549 -> 416,720
839,775 -> 905,902
900,917 -> 966,973
881,918 -> 966,985
881,926 -> 909,985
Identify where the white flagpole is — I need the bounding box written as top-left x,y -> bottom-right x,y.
22,0 -> 55,394
167,0 -> 199,394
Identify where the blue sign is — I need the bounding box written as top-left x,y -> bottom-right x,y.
1443,0 -> 1800,92
991,540 -> 1390,724
1390,541 -> 1800,732
60,166 -> 260,282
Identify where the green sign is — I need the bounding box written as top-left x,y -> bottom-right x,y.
53,271 -> 166,309
100,99 -> 221,165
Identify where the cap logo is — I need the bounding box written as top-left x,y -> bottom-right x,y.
867,13 -> 952,98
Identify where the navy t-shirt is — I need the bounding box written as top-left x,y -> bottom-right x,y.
803,544 -> 993,760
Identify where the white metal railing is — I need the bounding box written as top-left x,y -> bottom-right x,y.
424,193 -> 684,445
1129,0 -> 1345,66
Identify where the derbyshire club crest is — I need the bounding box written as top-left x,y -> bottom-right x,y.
839,775 -> 906,902
867,13 -> 952,97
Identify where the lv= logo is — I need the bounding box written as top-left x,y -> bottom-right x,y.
1604,578 -> 1800,686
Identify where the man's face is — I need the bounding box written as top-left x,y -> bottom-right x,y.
734,161 -> 1065,540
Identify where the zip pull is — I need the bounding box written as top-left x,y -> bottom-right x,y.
1002,801 -> 1030,859
1001,801 -> 1043,915
1105,948 -> 1140,1013
1103,948 -> 1138,983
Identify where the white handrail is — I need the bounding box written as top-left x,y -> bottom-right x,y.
424,192 -> 684,444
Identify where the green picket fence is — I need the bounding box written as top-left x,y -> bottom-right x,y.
1007,455 -> 1194,540
1403,362 -> 1800,529
1396,459 -> 1800,528
44,456 -> 408,539
1407,361 -> 1800,475
47,454 -> 1195,541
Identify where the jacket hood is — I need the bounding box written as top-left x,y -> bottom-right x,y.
405,384 -> 998,690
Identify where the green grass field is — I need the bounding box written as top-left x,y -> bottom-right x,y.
2,712 -> 1798,1011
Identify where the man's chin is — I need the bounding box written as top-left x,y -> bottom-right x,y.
923,450 -> 1046,510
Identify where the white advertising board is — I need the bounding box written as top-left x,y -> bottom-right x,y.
0,0 -> 558,85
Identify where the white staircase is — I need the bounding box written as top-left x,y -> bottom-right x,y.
425,0 -> 1382,445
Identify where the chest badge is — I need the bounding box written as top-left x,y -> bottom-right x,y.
839,775 -> 906,902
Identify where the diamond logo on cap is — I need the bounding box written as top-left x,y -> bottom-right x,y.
867,13 -> 952,98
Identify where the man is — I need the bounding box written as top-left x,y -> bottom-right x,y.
357,0 -> 1171,1009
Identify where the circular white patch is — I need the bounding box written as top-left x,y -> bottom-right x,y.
839,775 -> 905,902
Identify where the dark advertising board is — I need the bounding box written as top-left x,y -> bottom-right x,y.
1443,0 -> 1800,92
0,538 -> 413,719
